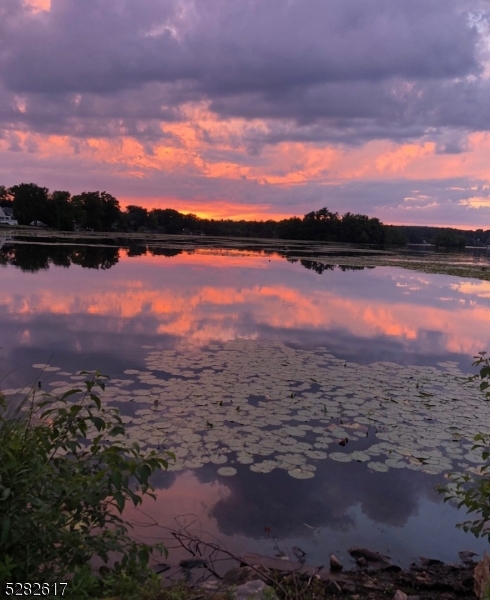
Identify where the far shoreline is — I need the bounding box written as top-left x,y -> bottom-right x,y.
2,227 -> 490,282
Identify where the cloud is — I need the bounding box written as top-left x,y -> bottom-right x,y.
3,249 -> 490,353
0,0 -> 488,143
0,0 -> 490,225
3,0 -> 480,92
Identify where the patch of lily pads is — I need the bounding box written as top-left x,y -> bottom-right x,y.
5,340 -> 489,480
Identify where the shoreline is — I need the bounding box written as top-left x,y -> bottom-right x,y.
2,228 -> 490,282
182,547 -> 481,599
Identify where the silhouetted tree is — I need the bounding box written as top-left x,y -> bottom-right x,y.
126,205 -> 149,231
6,181 -> 479,248
46,191 -> 74,231
303,208 -> 340,241
151,208 -> 185,234
384,226 -> 408,246
434,231 -> 466,249
10,183 -> 49,225
339,213 -> 385,244
276,217 -> 303,239
71,191 -> 121,231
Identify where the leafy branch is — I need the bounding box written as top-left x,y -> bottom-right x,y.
438,352 -> 490,538
0,371 -> 173,594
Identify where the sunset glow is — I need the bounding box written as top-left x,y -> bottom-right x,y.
23,0 -> 51,12
0,0 -> 489,226
2,254 -> 490,354
3,2 -> 490,571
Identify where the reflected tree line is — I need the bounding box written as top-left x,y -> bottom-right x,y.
0,244 -> 122,272
0,242 -> 372,274
292,259 -> 374,274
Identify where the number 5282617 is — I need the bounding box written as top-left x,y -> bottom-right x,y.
5,583 -> 67,596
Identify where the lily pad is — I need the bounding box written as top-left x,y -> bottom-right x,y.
217,467 -> 237,476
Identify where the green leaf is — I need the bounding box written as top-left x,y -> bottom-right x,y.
109,425 -> 125,437
61,389 -> 81,400
1,516 -> 10,545
91,416 -> 105,432
111,471 -> 122,490
113,492 -> 126,512
90,393 -> 102,410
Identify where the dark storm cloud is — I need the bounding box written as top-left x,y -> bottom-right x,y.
0,0 -> 488,144
1,0 -> 186,94
209,76 -> 490,149
0,84 -> 184,141
2,0 -> 479,93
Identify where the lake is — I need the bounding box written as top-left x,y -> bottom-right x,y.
2,235 -> 490,570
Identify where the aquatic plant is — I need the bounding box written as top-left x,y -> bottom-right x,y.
8,341 -> 488,483
0,371 -> 172,594
440,352 -> 490,539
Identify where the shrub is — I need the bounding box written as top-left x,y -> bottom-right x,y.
0,371 -> 173,596
439,352 -> 490,538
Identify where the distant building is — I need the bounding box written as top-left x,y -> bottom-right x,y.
0,207 -> 18,226
30,220 -> 47,228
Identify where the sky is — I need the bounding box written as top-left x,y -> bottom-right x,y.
0,0 -> 489,226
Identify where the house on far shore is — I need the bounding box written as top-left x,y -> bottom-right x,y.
0,206 -> 18,226
0,235 -> 13,250
30,220 -> 47,228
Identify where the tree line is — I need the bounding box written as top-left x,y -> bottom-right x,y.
0,184 -> 120,231
2,182 -> 488,247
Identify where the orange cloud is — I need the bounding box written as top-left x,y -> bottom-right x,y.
374,143 -> 435,174
2,115 -> 486,187
2,260 -> 490,354
3,105 -> 490,224
459,196 -> 490,209
23,0 -> 51,12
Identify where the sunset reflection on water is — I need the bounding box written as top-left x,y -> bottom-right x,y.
1,247 -> 490,354
2,242 -> 490,566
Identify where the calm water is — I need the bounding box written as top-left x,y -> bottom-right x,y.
2,239 -> 490,569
